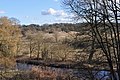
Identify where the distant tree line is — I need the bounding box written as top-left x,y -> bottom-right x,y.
21,23 -> 89,33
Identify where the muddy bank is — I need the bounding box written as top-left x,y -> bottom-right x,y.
16,58 -> 110,71
16,58 -> 81,69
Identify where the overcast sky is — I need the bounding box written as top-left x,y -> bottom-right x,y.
0,0 -> 73,25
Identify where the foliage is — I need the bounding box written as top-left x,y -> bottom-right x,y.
0,16 -> 21,71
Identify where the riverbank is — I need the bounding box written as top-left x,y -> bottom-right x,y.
16,58 -> 81,69
16,57 -> 110,71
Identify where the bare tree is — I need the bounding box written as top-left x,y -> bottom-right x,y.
26,35 -> 36,58
63,0 -> 120,79
34,32 -> 44,59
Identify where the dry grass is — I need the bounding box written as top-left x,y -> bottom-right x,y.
31,66 -> 69,80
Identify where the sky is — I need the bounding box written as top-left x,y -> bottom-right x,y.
0,0 -> 73,25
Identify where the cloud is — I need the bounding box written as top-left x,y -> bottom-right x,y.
0,10 -> 5,14
55,10 -> 68,17
55,16 -> 73,23
41,8 -> 76,23
41,8 -> 56,15
48,8 -> 56,15
41,8 -> 67,17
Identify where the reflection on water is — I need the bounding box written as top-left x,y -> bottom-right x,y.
93,70 -> 110,79
16,63 -> 110,80
17,63 -> 32,71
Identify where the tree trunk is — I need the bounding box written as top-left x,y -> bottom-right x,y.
88,34 -> 95,63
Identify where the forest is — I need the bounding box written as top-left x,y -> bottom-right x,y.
0,17 -> 117,80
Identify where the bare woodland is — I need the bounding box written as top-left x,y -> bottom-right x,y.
0,0 -> 120,80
